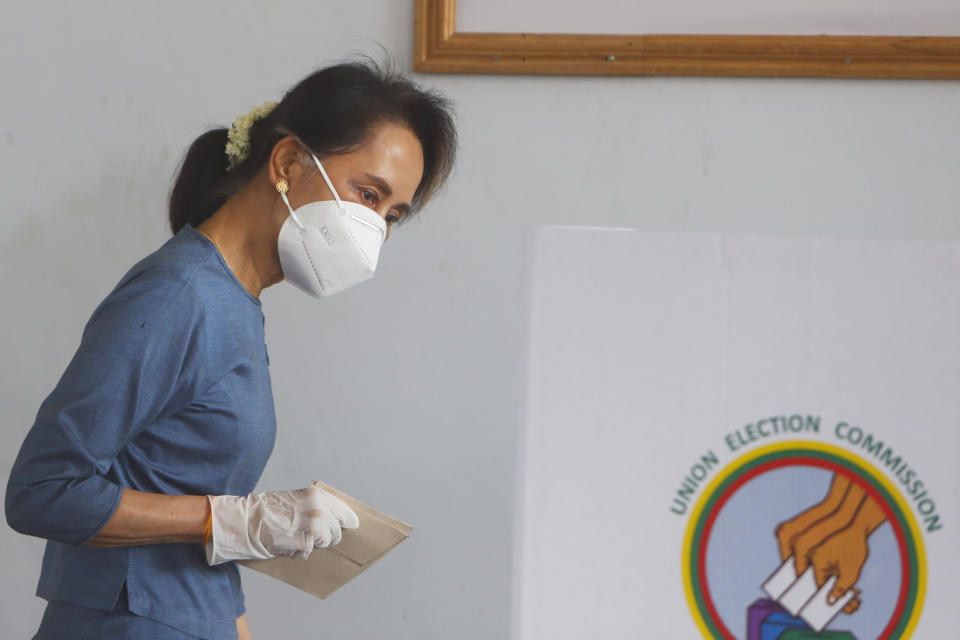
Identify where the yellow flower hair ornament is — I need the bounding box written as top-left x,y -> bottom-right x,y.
225,100 -> 279,170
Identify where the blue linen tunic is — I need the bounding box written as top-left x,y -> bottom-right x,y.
6,225 -> 277,639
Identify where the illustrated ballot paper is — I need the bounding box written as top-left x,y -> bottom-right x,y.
237,481 -> 412,599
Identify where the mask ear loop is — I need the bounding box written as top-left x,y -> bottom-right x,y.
311,155 -> 345,211
278,189 -> 305,230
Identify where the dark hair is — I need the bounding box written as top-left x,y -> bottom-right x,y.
168,59 -> 457,234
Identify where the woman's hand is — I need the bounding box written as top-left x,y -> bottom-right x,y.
205,485 -> 360,565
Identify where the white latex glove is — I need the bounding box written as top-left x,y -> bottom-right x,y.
205,484 -> 360,565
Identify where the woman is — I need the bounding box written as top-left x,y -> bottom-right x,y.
5,60 -> 457,639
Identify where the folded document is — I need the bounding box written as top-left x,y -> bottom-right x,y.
237,481 -> 412,599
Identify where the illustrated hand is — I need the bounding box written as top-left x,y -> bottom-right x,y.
788,482 -> 866,575
205,485 -> 360,565
807,494 -> 887,615
771,474 -> 888,616
775,475 -> 852,563
776,514 -> 815,563
810,526 -> 867,614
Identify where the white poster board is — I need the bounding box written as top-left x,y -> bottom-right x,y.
516,227 -> 959,639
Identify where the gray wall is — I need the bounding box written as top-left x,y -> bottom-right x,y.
2,2 -> 959,639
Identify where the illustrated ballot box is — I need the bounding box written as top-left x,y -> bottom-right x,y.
761,612 -> 810,639
748,599 -> 854,640
748,599 -> 788,639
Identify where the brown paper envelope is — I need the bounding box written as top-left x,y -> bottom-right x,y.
237,481 -> 412,599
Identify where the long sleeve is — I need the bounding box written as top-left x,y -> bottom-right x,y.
5,271 -> 208,545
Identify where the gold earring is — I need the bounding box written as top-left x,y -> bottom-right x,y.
275,179 -> 289,194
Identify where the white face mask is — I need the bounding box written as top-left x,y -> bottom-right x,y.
276,155 -> 387,298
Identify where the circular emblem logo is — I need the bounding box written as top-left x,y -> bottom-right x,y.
683,441 -> 926,639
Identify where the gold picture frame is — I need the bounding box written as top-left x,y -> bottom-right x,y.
414,0 -> 960,79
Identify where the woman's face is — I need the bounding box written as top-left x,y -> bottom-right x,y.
289,122 -> 425,240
